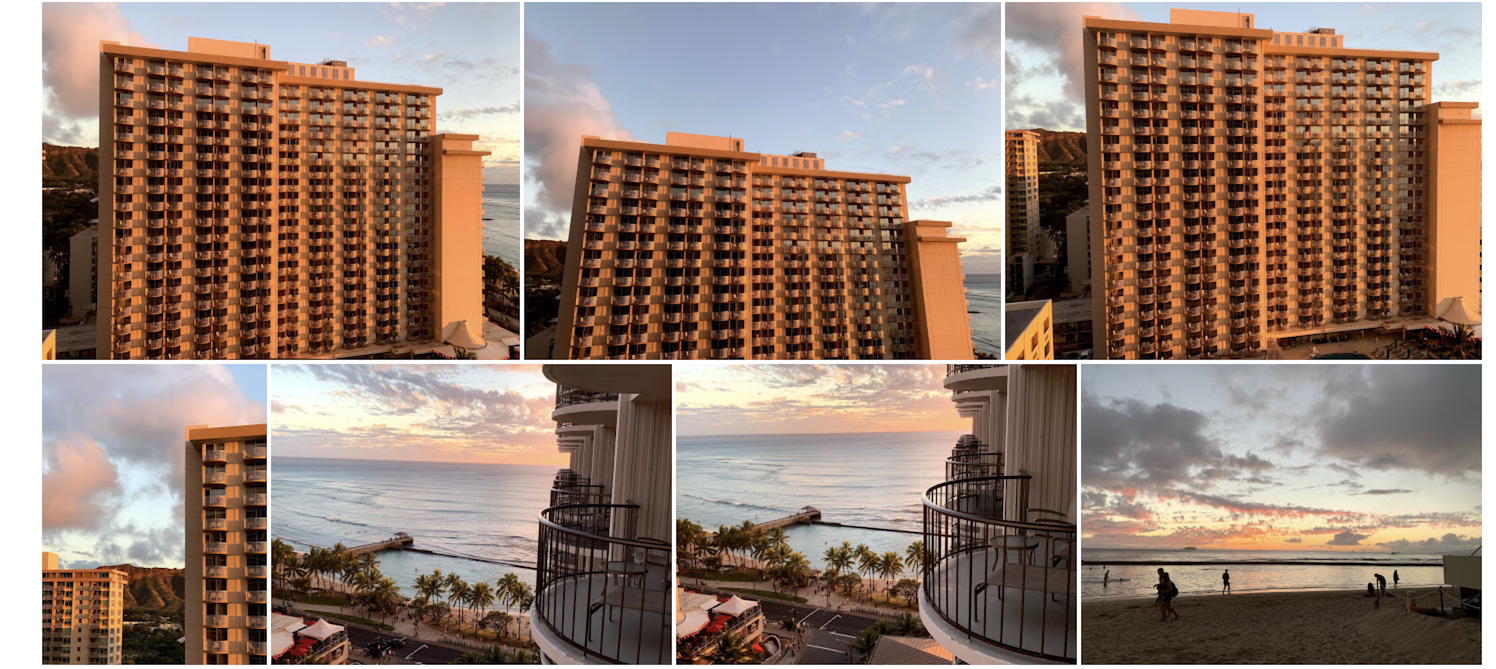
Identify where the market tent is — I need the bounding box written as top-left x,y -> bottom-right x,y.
299,618 -> 344,640
271,631 -> 296,657
677,608 -> 710,638
713,595 -> 759,616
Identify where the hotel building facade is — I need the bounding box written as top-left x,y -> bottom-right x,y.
185,423 -> 270,665
1083,9 -> 1482,359
99,37 -> 488,361
1006,130 -> 1043,295
550,132 -> 974,361
42,552 -> 127,665
534,365 -> 672,664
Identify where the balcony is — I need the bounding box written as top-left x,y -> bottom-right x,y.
533,503 -> 670,664
921,476 -> 1075,663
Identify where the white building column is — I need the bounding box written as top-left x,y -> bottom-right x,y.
610,394 -> 673,543
1004,366 -> 1078,519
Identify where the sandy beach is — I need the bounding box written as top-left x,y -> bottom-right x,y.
1083,589 -> 1480,664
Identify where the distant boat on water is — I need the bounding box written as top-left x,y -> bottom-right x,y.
1182,547 -> 1198,551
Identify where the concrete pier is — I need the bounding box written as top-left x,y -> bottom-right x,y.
345,532 -> 414,555
753,507 -> 822,532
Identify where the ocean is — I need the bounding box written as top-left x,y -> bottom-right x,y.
1081,548 -> 1447,601
677,430 -> 964,569
272,456 -> 550,607
965,274 -> 1003,356
483,184 -> 521,268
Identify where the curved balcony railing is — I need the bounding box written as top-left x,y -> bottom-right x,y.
946,451 -> 1004,482
922,476 -> 1076,663
555,384 -> 620,409
550,483 -> 607,507
536,503 -> 670,664
946,364 -> 1001,377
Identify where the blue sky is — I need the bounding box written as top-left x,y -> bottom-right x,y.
1007,2 -> 1483,131
524,3 -> 1004,273
42,2 -> 521,183
1083,365 -> 1481,552
42,365 -> 267,569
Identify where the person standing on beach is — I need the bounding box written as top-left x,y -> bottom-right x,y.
1222,569 -> 1231,594
1393,570 -> 1400,589
1155,568 -> 1181,622
1103,570 -> 1110,587
1375,573 -> 1387,596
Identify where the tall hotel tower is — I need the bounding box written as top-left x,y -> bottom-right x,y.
99,38 -> 488,360
185,424 -> 270,664
1006,130 -> 1042,295
551,132 -> 974,360
1083,9 -> 1481,359
42,553 -> 126,665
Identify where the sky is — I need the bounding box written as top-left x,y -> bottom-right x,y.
41,2 -> 522,184
1006,2 -> 1484,132
271,364 -> 567,466
677,364 -> 969,436
1082,365 -> 1482,554
524,3 -> 1005,273
42,364 -> 267,570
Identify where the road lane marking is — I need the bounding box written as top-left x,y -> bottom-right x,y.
807,644 -> 843,653
820,614 -> 841,630
406,644 -> 428,660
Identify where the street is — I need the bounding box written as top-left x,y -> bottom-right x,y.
753,598 -> 880,665
342,620 -> 469,665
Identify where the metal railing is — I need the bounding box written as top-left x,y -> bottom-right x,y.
946,364 -> 1002,377
922,476 -> 1076,663
551,483 -> 608,507
535,503 -> 670,664
555,384 -> 621,409
946,450 -> 1004,482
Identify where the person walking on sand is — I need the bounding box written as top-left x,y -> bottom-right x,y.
1222,569 -> 1231,594
1375,573 -> 1387,596
1104,570 -> 1110,588
1393,570 -> 1399,589
1155,568 -> 1181,622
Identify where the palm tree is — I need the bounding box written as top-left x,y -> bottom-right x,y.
892,611 -> 924,637
468,582 -> 495,625
713,629 -> 760,664
856,544 -> 878,594
877,551 -> 904,595
904,540 -> 928,576
824,545 -> 854,577
780,551 -> 812,595
447,576 -> 471,631
511,582 -> 535,640
849,627 -> 881,662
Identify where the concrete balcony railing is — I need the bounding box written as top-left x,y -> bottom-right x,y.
205,590 -> 230,603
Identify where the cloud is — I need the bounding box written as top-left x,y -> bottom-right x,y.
838,131 -> 865,141
1359,489 -> 1415,495
902,63 -> 936,89
1313,366 -> 1481,479
912,185 -> 1001,209
439,104 -> 521,122
42,3 -> 154,144
965,77 -> 999,91
877,99 -> 906,110
1284,537 -> 1303,544
1326,530 -> 1369,546
42,437 -> 121,532
523,34 -> 633,240
1378,532 -> 1482,554
1082,396 -> 1275,494
948,3 -> 1002,61
1005,3 -> 1136,128
1434,78 -> 1481,100
367,34 -> 398,48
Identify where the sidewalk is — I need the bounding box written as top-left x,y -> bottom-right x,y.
289,599 -> 531,652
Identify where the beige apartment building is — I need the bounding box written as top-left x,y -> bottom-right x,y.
1006,129 -> 1042,295
1084,9 -> 1482,359
185,423 -> 269,665
551,132 -> 974,361
98,37 -> 488,361
42,552 -> 127,665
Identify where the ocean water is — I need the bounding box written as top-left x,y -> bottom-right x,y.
1082,548 -> 1447,601
272,457 -> 549,604
483,184 -> 521,268
965,274 -> 1003,356
677,431 -> 964,569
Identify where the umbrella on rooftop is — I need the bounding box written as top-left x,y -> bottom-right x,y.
1439,297 -> 1481,327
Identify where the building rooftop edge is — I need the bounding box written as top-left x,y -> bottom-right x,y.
580,135 -> 915,182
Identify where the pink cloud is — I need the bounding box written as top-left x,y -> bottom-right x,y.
43,437 -> 120,531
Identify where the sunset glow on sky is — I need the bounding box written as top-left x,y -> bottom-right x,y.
272,364 -> 567,466
677,364 -> 968,436
1082,365 -> 1481,553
